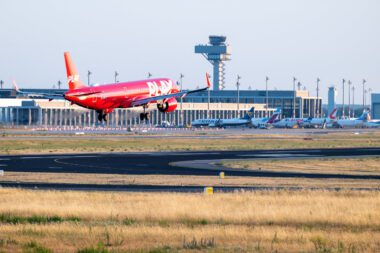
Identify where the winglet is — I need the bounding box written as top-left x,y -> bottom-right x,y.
206,73 -> 211,89
12,80 -> 20,92
329,108 -> 337,120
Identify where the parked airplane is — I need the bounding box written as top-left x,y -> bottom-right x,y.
13,52 -> 210,122
272,118 -> 301,128
251,108 -> 282,129
191,108 -> 255,128
299,108 -> 338,128
365,120 -> 380,128
334,110 -> 370,128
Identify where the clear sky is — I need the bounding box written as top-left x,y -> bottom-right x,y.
0,0 -> 379,103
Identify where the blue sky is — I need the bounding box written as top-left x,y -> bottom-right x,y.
0,0 -> 379,103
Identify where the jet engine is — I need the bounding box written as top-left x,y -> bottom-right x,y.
157,98 -> 177,113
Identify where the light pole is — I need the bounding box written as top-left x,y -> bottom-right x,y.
179,73 -> 184,126
57,80 -> 61,90
0,80 -> 3,89
348,80 -> 351,118
265,76 -> 269,117
368,88 -> 372,112
352,85 -> 355,118
362,79 -> 366,110
292,77 -> 296,118
236,75 -> 241,116
114,71 -> 119,83
342,79 -> 345,118
207,73 -> 211,119
316,78 -> 320,118
87,70 -> 92,86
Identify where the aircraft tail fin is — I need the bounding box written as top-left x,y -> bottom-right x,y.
243,107 -> 255,119
358,110 -> 370,121
267,108 -> 281,124
329,108 -> 338,120
64,52 -> 86,91
12,80 -> 20,92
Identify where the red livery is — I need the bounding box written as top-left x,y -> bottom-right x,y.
15,52 -> 210,122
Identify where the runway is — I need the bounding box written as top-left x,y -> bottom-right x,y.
0,147 -> 380,192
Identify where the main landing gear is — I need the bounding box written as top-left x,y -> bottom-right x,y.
139,105 -> 150,122
97,110 -> 108,122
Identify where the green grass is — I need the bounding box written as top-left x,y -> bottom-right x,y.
0,214 -> 81,225
23,241 -> 52,253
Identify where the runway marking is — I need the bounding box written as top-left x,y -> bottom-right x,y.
238,154 -> 315,157
0,164 -> 6,167
0,158 -> 10,161
20,157 -> 46,159
20,155 -> 97,160
53,159 -> 114,170
69,155 -> 97,158
148,152 -> 220,156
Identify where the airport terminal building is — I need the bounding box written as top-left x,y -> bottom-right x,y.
372,93 -> 380,119
0,88 -> 321,127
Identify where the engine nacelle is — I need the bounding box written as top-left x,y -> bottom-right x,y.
157,98 -> 177,113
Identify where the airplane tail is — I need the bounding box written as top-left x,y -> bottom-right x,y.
243,107 -> 255,120
64,52 -> 86,91
267,108 -> 281,124
12,80 -> 20,92
358,110 -> 370,121
329,108 -> 338,120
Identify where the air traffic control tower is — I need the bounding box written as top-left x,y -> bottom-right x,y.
195,36 -> 231,90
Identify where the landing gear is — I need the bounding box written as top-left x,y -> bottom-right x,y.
140,105 -> 150,122
97,110 -> 108,122
139,112 -> 150,121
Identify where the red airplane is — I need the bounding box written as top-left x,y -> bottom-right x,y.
14,52 -> 211,122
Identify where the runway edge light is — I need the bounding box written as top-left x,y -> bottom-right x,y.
204,187 -> 214,195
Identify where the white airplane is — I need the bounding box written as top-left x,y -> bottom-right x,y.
251,108 -> 282,129
365,120 -> 380,128
361,113 -> 380,128
334,110 -> 370,128
272,117 -> 302,128
191,107 -> 255,128
300,108 -> 338,129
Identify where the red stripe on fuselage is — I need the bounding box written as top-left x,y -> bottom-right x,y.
64,78 -> 178,110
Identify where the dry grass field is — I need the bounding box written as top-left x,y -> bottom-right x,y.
0,132 -> 380,154
223,157 -> 380,175
0,189 -> 379,252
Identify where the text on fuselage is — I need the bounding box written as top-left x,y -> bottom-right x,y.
147,80 -> 172,96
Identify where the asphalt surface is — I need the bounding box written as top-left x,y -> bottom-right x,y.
0,147 -> 380,192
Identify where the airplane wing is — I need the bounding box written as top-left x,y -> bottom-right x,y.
131,73 -> 211,107
13,81 -> 65,100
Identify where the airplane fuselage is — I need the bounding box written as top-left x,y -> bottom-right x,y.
64,78 -> 179,111
336,119 -> 365,128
